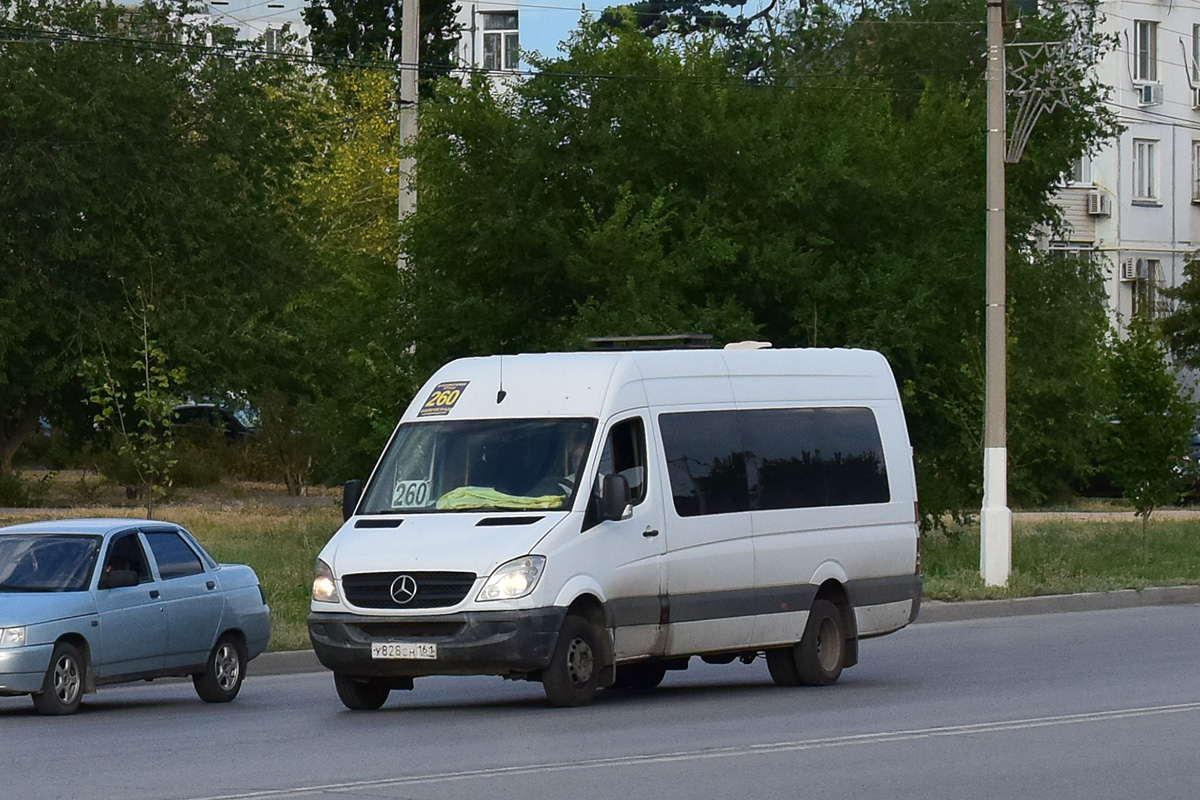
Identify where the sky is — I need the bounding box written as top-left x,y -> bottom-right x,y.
521,1 -> 591,62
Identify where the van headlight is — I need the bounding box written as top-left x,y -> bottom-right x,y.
0,626 -> 26,648
311,559 -> 340,604
477,556 -> 545,602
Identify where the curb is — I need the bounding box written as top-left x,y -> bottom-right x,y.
253,586 -> 1200,676
915,584 -> 1200,624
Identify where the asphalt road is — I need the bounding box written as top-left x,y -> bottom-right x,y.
4,601 -> 1200,800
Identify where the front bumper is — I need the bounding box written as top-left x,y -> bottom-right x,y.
308,607 -> 568,680
0,643 -> 53,695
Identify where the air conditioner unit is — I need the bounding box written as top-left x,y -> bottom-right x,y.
1120,258 -> 1138,281
1086,190 -> 1111,216
1138,83 -> 1164,106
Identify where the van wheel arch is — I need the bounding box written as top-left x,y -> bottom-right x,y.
815,581 -> 858,668
562,595 -> 615,688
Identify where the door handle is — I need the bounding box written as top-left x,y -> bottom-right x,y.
642,527 -> 660,538
206,580 -> 216,590
149,590 -> 160,599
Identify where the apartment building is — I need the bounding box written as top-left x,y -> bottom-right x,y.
1053,2 -> 1200,329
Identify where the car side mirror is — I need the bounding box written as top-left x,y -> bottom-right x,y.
599,474 -> 632,522
99,569 -> 139,590
342,479 -> 363,522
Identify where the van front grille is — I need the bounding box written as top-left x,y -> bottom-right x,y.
342,571 -> 476,609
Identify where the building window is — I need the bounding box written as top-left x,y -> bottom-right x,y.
1194,24 -> 1200,81
1135,20 -> 1157,82
1133,138 -> 1158,202
1068,155 -> 1092,185
264,28 -> 281,53
481,11 -> 519,71
1193,142 -> 1200,202
1133,259 -> 1164,318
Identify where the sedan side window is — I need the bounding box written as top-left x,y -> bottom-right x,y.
144,531 -> 204,580
103,534 -> 153,584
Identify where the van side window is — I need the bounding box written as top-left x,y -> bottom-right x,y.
742,408 -> 889,509
660,411 -> 750,516
659,407 -> 889,518
597,417 -> 648,505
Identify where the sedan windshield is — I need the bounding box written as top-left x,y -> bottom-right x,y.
0,535 -> 102,592
360,418 -> 597,513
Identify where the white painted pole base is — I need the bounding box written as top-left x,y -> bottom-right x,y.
980,446 -> 1012,587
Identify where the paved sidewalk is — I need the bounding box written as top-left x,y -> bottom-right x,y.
253,585 -> 1200,676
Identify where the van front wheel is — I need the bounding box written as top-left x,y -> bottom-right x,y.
542,614 -> 602,707
766,599 -> 847,687
334,673 -> 391,710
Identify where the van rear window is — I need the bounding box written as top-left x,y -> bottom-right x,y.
660,407 -> 889,517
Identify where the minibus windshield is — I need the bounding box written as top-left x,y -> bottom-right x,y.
359,418 -> 597,514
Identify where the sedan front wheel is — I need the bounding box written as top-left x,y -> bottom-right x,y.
32,641 -> 85,716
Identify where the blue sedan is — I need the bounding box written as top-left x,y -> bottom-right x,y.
0,518 -> 270,715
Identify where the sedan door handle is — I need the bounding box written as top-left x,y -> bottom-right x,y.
149,590 -> 160,599
642,527 -> 660,538
206,580 -> 216,590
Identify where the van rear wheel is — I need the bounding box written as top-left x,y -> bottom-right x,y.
542,614 -> 602,707
766,599 -> 847,687
334,673 -> 391,710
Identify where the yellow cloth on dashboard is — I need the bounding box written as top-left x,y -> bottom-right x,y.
435,486 -> 565,510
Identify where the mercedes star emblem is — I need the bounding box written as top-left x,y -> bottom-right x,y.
390,574 -> 418,605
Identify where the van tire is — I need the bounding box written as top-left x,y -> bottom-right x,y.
766,599 -> 846,687
609,661 -> 667,692
334,673 -> 391,710
542,614 -> 602,707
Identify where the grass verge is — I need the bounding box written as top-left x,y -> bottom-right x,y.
924,517 -> 1200,600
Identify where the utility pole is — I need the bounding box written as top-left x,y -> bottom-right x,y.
981,0 -> 1011,586
397,0 -> 419,268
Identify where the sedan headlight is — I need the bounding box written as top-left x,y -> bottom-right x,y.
0,626 -> 26,648
477,556 -> 545,602
311,559 -> 340,604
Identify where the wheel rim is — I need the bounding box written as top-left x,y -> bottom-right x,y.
214,643 -> 241,691
53,655 -> 81,705
565,636 -> 595,687
815,617 -> 841,673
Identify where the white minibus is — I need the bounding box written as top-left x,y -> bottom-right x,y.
308,344 -> 921,709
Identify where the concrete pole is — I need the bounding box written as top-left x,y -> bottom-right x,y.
981,0 -> 1011,586
397,0 -> 419,268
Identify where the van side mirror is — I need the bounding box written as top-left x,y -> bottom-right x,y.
599,474 -> 632,522
342,479 -> 363,521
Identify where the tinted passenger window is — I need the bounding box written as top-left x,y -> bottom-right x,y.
144,531 -> 204,579
659,407 -> 889,517
742,408 -> 889,509
660,412 -> 750,517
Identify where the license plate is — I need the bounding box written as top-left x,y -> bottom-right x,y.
371,642 -> 437,660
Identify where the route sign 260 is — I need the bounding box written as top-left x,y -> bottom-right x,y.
417,381 -> 469,417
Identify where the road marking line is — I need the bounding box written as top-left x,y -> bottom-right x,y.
185,701 -> 1200,800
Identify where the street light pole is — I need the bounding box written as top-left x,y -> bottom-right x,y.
981,0 -> 1011,586
397,0 -> 419,269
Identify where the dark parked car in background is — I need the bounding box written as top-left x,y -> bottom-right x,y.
172,403 -> 257,443
0,519 -> 270,715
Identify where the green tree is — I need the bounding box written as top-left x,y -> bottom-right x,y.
86,292 -> 186,519
303,0 -> 461,81
1099,317 -> 1197,544
0,0 -> 326,476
